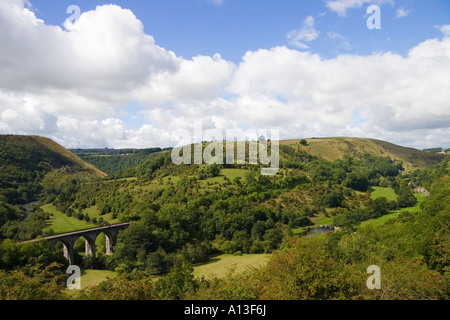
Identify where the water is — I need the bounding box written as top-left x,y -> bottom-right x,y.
22,201 -> 39,217
308,227 -> 334,236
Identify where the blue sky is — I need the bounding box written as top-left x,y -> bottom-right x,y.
1,0 -> 450,149
29,0 -> 450,61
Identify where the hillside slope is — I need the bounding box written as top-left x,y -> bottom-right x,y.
0,135 -> 105,176
0,135 -> 105,204
71,147 -> 168,175
281,137 -> 447,170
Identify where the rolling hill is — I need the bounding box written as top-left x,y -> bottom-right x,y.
2,135 -> 449,301
0,135 -> 105,176
280,137 -> 447,170
0,135 -> 105,205
70,147 -> 169,175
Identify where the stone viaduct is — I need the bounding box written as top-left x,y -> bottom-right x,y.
27,223 -> 130,265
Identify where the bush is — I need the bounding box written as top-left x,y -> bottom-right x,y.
397,188 -> 417,208
322,190 -> 345,208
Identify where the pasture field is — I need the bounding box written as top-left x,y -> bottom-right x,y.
42,204 -> 119,234
369,186 -> 398,201
193,254 -> 271,279
42,204 -> 93,233
360,193 -> 426,228
80,269 -> 118,289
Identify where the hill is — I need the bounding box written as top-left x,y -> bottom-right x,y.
280,137 -> 447,170
0,135 -> 105,205
71,147 -> 169,175
1,135 -> 449,300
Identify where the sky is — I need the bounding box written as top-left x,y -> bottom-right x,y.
0,0 -> 449,149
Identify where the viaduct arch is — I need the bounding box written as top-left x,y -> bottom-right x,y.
27,223 -> 130,265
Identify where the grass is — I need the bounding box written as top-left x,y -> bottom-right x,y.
370,186 -> 398,201
360,193 -> 426,228
83,205 -> 120,225
135,168 -> 250,192
279,138 -> 446,170
197,169 -> 249,185
221,168 -> 249,180
310,188 -> 425,229
193,254 -> 271,279
42,204 -> 93,233
313,215 -> 334,226
65,269 -> 118,295
80,269 -> 118,289
42,203 -> 121,234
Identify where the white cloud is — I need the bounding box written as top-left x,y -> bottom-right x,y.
228,39 -> 450,148
136,54 -> 235,105
0,0 -> 234,147
326,0 -> 394,17
1,0 -> 450,150
0,1 -> 178,107
437,25 -> 450,37
287,16 -> 319,49
327,31 -> 352,51
396,7 -> 410,18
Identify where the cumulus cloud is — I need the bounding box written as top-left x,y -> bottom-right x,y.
0,0 -> 234,147
136,54 -> 235,105
327,31 -> 352,51
287,16 -> 319,49
396,7 -> 410,18
1,0 -> 450,150
0,2 -> 178,93
0,0 -> 180,120
228,40 -> 450,147
325,0 -> 394,17
437,25 -> 450,37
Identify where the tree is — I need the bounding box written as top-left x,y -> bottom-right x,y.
152,261 -> 197,300
146,247 -> 172,275
322,190 -> 345,208
206,163 -> 220,177
263,225 -> 284,250
369,197 -> 390,217
0,263 -> 67,300
397,188 -> 417,208
343,171 -> 369,192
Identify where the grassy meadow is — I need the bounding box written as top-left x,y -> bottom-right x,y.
369,186 -> 398,201
42,203 -> 119,234
361,193 -> 426,228
193,254 -> 271,279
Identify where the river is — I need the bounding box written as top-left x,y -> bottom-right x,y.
22,201 -> 39,217
308,227 -> 334,236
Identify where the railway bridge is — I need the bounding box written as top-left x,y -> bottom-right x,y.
26,223 -> 130,265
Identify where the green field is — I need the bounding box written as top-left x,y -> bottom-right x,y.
67,255 -> 270,292
42,204 -> 120,234
370,186 -> 398,201
311,188 -> 425,229
80,270 -> 118,289
361,193 -> 426,228
42,204 -> 93,233
281,138 -> 447,170
65,269 -> 118,295
193,254 -> 271,279
313,215 -> 334,226
82,205 -> 120,225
